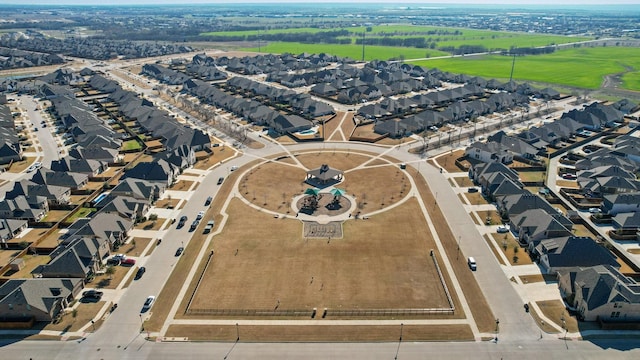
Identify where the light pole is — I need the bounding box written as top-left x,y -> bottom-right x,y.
139,314 -> 143,331
394,323 -> 404,360
495,318 -> 500,342
235,322 -> 240,341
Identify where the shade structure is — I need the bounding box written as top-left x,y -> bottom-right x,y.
331,188 -> 346,197
304,188 -> 320,196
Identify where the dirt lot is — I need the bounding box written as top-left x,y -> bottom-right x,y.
187,197 -> 450,312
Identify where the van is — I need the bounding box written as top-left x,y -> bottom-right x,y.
467,257 -> 477,271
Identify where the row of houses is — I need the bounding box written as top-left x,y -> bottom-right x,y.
0,66 -> 206,323
469,161 -> 640,322
0,100 -> 23,166
373,89 -> 529,138
0,46 -> 65,71
206,52 -> 346,76
0,32 -> 194,61
465,98 -> 640,323
183,78 -> 314,134
88,74 -> 211,153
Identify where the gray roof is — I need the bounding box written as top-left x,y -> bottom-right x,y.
0,278 -> 81,317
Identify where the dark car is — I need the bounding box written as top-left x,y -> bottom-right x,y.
82,290 -> 104,300
135,267 -> 146,279
177,215 -> 188,228
175,247 -> 184,256
205,196 -> 212,206
217,177 -> 224,185
189,220 -> 199,232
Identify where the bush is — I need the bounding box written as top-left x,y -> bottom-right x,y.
148,213 -> 158,221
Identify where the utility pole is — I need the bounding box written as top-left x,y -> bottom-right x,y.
362,31 -> 366,61
509,53 -> 516,82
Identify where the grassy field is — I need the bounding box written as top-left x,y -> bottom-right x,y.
411,47 -> 640,90
245,42 -> 448,61
207,24 -> 587,53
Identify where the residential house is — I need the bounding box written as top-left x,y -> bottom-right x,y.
0,278 -> 83,322
510,208 -> 573,248
5,179 -> 70,206
30,168 -> 89,191
34,237 -> 109,280
465,141 -> 513,164
534,236 -> 620,274
122,159 -> 177,188
559,265 -> 640,322
62,212 -> 133,250
0,218 -> 28,241
602,192 -> 640,215
0,196 -> 47,221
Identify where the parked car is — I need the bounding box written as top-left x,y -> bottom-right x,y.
468,187 -> 479,193
82,290 -> 104,300
121,258 -> 136,266
204,220 -> 215,234
196,211 -> 205,220
589,207 -> 602,214
175,247 -> 184,256
142,295 -> 155,311
135,267 -> 146,279
205,196 -> 212,206
217,177 -> 224,185
497,225 -> 510,233
562,173 -> 577,180
230,165 -> 238,171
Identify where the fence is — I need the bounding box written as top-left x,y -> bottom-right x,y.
326,308 -> 454,317
186,308 -> 313,317
431,249 -> 456,310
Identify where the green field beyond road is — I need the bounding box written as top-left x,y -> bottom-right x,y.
411,47 -> 640,90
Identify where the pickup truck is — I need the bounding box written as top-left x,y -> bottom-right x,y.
82,290 -> 104,300
204,220 -> 215,233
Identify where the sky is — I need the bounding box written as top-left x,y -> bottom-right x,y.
5,0 -> 640,5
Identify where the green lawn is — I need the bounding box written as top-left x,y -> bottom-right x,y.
66,207 -> 97,222
121,139 -> 142,151
244,42 -> 448,61
623,71 -> 640,90
410,47 -> 640,90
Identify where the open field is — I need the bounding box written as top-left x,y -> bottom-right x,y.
245,42 -> 448,61
188,197 -> 451,312
165,324 -> 474,342
412,47 -> 640,90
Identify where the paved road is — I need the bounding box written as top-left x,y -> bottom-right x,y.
1,334 -> 638,359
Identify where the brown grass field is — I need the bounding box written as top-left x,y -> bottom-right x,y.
434,150 -> 466,173
165,324 -> 474,342
187,197 -> 450,312
44,301 -> 105,332
146,154 -> 494,340
171,180 -> 194,191
454,177 -> 474,187
239,162 -> 307,213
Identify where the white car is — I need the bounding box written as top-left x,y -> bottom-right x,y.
230,165 -> 238,171
496,225 -> 510,233
196,211 -> 205,220
142,296 -> 155,311
589,208 -> 602,214
33,162 -> 42,169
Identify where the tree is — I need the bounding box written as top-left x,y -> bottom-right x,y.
106,266 -> 115,280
